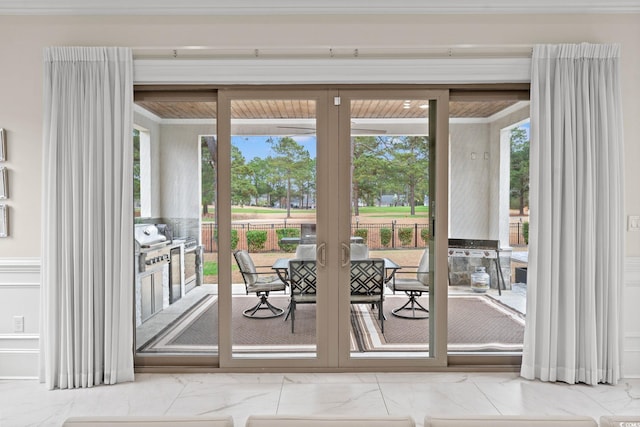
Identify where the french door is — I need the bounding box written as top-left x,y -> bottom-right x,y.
217,88 -> 449,369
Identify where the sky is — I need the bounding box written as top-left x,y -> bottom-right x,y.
232,135 -> 317,160
232,120 -> 529,160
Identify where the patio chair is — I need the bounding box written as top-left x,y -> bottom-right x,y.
295,243 -> 316,260
288,259 -> 317,332
350,243 -> 369,259
350,259 -> 386,332
233,250 -> 286,318
387,249 -> 430,319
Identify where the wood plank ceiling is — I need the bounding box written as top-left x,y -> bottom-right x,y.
135,99 -> 520,120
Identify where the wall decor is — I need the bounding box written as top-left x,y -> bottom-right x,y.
0,204 -> 7,237
0,167 -> 6,199
0,128 -> 5,161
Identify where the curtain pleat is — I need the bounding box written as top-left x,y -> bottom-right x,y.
40,47 -> 134,389
521,43 -> 623,385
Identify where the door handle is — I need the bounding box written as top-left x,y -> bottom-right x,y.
341,242 -> 350,267
317,242 -> 326,268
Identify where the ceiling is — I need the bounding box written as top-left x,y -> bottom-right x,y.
1,0 -> 639,15
135,99 -> 522,120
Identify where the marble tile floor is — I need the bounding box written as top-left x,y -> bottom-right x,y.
1,372 -> 638,427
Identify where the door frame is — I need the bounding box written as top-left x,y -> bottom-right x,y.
133,83 -> 527,372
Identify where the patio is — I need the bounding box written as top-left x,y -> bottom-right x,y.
136,248 -> 528,354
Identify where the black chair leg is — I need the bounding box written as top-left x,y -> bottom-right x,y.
242,293 -> 285,319
290,301 -> 296,333
391,291 -> 429,319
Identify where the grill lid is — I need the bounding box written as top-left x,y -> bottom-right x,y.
134,224 -> 168,248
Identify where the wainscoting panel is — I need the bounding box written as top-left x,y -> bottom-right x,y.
0,258 -> 40,379
623,257 -> 640,378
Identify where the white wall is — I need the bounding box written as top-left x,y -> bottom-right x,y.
159,123 -> 214,221
450,122 -> 491,239
134,111 -> 162,217
0,13 -> 638,377
488,104 -> 531,248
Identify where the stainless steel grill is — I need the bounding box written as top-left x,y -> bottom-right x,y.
135,224 -> 171,273
134,224 -> 172,324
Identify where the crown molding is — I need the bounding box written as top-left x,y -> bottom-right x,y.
1,0 -> 639,15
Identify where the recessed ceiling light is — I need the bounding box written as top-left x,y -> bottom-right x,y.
419,104 -> 429,109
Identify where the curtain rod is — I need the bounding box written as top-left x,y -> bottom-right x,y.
132,45 -> 534,60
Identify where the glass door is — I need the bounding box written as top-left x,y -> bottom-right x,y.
336,90 -> 449,368
217,90 -> 331,368
216,88 -> 448,370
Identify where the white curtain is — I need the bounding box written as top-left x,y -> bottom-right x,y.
521,44 -> 624,385
40,47 -> 134,389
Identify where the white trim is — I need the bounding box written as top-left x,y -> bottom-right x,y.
134,104 -> 162,123
134,58 -> 532,85
0,258 -> 40,274
0,334 -> 39,341
625,332 -> 640,351
0,282 -> 40,288
625,256 -> 640,287
487,101 -> 531,122
2,0 -> 639,15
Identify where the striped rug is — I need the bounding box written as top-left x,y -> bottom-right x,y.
138,294 -> 524,354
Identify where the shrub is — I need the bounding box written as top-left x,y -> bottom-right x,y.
354,228 -> 368,243
380,228 -> 392,247
523,221 -> 529,245
246,230 -> 267,252
276,227 -> 300,252
420,227 -> 430,243
398,227 -> 413,246
214,228 -> 239,250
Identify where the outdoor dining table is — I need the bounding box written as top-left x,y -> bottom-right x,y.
271,257 -> 400,286
279,236 -> 364,245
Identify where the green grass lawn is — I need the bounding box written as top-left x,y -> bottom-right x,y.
357,205 -> 429,217
203,261 -> 238,276
232,207 -> 290,214
202,205 -> 427,221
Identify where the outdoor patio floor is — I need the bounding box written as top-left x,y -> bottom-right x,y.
136,280 -> 527,354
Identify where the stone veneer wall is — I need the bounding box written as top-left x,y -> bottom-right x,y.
448,248 -> 512,290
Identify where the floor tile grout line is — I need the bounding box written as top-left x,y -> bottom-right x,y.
375,374 -> 392,416
275,375 -> 285,414
472,380 -> 503,415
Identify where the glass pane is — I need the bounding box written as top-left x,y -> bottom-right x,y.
447,99 -> 530,354
349,98 -> 431,357
133,99 -> 218,356
230,98 -> 317,357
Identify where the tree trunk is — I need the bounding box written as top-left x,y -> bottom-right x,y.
286,177 -> 291,218
353,182 -> 360,216
519,177 -> 525,215
409,183 -> 416,216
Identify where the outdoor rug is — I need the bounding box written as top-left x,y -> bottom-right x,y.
139,294 -> 524,354
138,295 -> 331,354
352,294 -> 525,352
